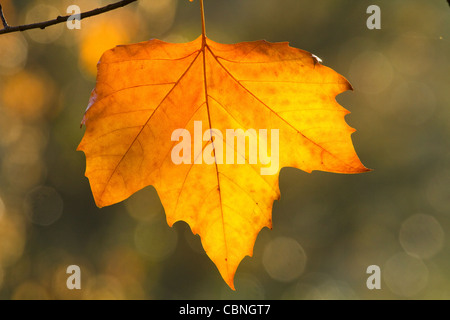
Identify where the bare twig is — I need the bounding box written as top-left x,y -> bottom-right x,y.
0,4 -> 9,29
0,0 -> 137,35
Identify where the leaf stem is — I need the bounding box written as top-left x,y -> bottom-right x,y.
200,0 -> 206,45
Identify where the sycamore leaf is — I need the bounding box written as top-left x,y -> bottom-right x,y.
77,35 -> 369,290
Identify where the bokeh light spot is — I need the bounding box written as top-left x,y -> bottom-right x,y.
0,112 -> 23,147
1,70 -> 55,121
387,33 -> 436,77
399,214 -> 444,259
24,4 -> 64,44
288,273 -> 357,300
83,275 -> 125,300
138,0 -> 178,36
384,252 -> 429,297
0,216 -> 26,268
0,33 -> 28,75
349,51 -> 393,94
125,187 -> 163,222
262,237 -> 307,283
76,7 -> 142,77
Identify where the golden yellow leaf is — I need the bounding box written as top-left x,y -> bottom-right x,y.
77,35 -> 369,290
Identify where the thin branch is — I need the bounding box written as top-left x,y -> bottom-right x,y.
0,0 -> 137,35
0,4 -> 9,29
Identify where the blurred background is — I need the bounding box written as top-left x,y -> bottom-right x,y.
0,0 -> 449,300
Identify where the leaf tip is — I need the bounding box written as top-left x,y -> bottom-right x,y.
352,162 -> 373,173
346,80 -> 354,91
225,276 -> 236,291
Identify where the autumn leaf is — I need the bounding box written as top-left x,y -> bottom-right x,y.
78,2 -> 369,290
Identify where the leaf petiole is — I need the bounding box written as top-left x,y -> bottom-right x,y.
200,0 -> 207,46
